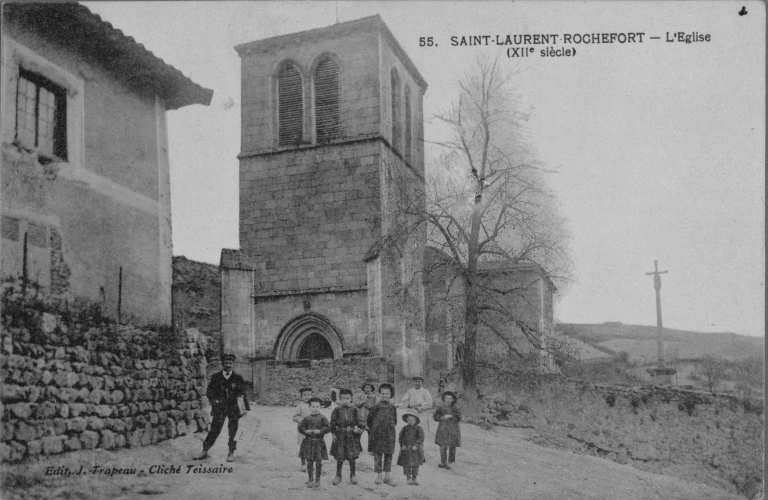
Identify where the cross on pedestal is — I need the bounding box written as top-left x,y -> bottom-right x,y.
645,260 -> 668,367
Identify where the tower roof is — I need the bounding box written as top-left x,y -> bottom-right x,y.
235,15 -> 427,91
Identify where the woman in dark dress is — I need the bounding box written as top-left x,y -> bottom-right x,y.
330,388 -> 364,485
298,398 -> 330,488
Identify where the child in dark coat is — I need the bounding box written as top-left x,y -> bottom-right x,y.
298,397 -> 330,488
292,387 -> 313,471
330,388 -> 364,485
397,410 -> 426,485
366,383 -> 397,486
355,383 -> 378,425
355,382 -> 378,455
433,391 -> 462,469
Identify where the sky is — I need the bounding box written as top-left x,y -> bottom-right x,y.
83,1 -> 765,337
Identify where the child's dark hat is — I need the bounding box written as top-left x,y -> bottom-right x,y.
360,382 -> 376,392
412,376 -> 424,382
441,391 -> 457,401
402,409 -> 421,424
299,387 -> 313,394
378,383 -> 395,397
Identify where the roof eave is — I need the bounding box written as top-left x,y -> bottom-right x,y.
6,3 -> 213,110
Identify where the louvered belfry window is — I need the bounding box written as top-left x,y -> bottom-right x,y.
391,69 -> 401,152
404,85 -> 412,163
314,59 -> 340,143
278,64 -> 303,146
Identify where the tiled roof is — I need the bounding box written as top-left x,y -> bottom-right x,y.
5,3 -> 213,110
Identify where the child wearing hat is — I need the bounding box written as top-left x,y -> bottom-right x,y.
399,376 -> 433,434
292,387 -> 313,471
298,397 -> 331,488
397,409 -> 426,485
433,391 -> 462,469
366,383 -> 398,486
329,388 -> 364,485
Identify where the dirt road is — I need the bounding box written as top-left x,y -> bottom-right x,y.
1,405 -> 742,500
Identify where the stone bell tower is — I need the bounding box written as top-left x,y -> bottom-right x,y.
221,15 -> 428,377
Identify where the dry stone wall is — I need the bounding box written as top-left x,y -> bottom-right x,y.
1,306 -> 209,463
258,357 -> 388,406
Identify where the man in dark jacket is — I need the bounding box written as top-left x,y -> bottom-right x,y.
195,353 -> 249,462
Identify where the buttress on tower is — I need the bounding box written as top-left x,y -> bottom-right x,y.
221,16 -> 428,378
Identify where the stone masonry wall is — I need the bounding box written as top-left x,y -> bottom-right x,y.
0,300 -> 209,463
241,143 -> 382,292
238,24 -> 381,154
258,357 -> 388,406
466,371 -> 764,499
251,290 -> 369,359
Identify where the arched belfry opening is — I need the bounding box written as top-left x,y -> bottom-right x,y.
274,313 -> 344,361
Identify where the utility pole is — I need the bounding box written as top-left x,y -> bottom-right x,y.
645,260 -> 668,367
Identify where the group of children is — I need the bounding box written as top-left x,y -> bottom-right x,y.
292,378 -> 462,488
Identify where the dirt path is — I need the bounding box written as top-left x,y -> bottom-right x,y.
1,405 -> 742,500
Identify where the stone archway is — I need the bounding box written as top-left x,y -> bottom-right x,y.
297,332 -> 334,360
274,312 -> 344,361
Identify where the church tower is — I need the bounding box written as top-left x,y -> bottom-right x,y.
224,16 -> 427,377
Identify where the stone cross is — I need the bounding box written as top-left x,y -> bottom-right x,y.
645,260 -> 669,367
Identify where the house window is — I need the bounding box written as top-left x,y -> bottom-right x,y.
15,68 -> 67,161
278,64 -> 303,146
404,85 -> 412,163
391,69 -> 401,152
314,59 -> 340,143
1,217 -> 20,242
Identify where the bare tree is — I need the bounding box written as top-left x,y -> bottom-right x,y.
732,355 -> 764,398
692,355 -> 727,393
381,56 -> 573,402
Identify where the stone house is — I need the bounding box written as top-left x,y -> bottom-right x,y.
1,4 -> 212,325
423,246 -> 557,377
221,16 -> 428,378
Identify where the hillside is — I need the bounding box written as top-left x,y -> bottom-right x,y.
171,256 -> 220,353
557,322 -> 764,393
557,322 -> 764,362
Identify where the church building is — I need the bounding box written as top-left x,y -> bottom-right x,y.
221,16 -> 429,378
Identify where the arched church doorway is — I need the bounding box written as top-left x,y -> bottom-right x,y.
297,332 -> 334,360
274,312 -> 345,361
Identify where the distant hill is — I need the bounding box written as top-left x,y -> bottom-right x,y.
557,322 -> 764,363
